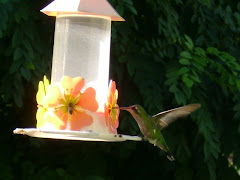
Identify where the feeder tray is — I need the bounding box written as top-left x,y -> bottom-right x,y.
13,128 -> 143,142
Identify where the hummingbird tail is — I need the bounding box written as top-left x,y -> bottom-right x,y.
153,139 -> 175,161
166,152 -> 175,161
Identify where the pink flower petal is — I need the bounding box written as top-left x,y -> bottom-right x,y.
72,77 -> 85,96
70,111 -> 93,131
77,87 -> 99,112
109,80 -> 116,93
54,110 -> 68,130
108,80 -> 116,103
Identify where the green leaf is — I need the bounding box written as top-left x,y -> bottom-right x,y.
184,34 -> 192,43
14,48 -> 23,61
180,51 -> 192,59
125,4 -> 137,15
179,58 -> 190,65
191,70 -> 201,83
25,60 -> 35,70
192,62 -> 205,71
12,30 -> 21,47
190,74 -> 201,83
207,47 -> 219,55
184,34 -> 194,50
182,74 -> 194,88
178,67 -> 190,75
169,84 -> 177,93
222,52 -> 236,62
10,61 -> 22,74
175,90 -> 186,105
194,47 -> 206,56
20,67 -> 31,81
193,56 -> 207,66
181,84 -> 192,99
185,42 -> 194,50
123,0 -> 133,5
23,39 -> 34,59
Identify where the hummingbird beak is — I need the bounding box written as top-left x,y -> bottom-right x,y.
112,106 -> 131,111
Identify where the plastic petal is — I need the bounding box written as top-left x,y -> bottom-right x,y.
111,104 -> 119,129
70,112 -> 93,131
72,77 -> 85,96
43,76 -> 50,91
77,87 -> 99,112
42,85 -> 62,107
36,81 -> 45,104
61,76 -> 74,92
36,107 -> 47,128
43,112 -> 67,130
108,80 -> 116,103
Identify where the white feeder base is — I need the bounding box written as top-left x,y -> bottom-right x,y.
13,128 -> 143,142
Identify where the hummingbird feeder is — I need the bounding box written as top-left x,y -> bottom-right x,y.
13,0 -> 141,142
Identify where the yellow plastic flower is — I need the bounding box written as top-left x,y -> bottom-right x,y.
36,76 -> 65,129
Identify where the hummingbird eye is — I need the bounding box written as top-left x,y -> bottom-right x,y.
133,106 -> 139,113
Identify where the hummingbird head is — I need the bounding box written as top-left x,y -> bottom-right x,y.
117,104 -> 145,115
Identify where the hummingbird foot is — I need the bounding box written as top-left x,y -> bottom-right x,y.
137,134 -> 145,141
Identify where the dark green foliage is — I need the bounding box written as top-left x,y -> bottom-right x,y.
1,0 -> 240,179
0,0 -> 53,107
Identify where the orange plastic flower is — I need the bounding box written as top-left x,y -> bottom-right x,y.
36,76 -> 99,130
105,80 -> 120,134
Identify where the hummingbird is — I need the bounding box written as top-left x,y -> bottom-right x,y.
117,104 -> 201,161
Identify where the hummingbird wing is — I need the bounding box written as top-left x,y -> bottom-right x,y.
152,104 -> 201,130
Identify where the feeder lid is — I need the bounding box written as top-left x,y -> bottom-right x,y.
41,0 -> 125,21
13,128 -> 142,142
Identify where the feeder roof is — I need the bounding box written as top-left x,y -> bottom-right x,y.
41,0 -> 124,21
